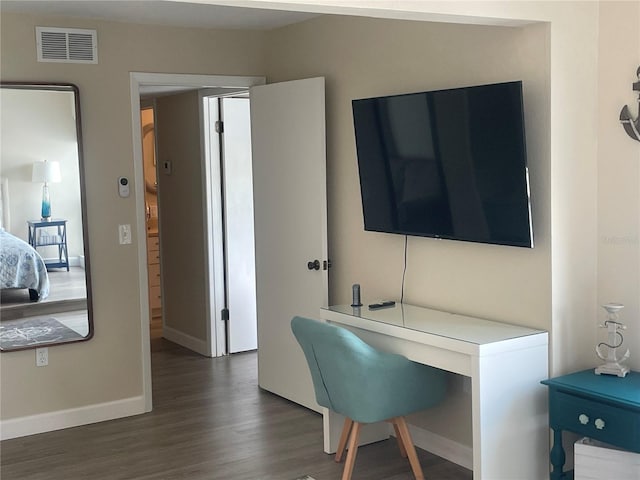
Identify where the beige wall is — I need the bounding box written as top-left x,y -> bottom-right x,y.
266,15 -> 552,329
259,0 -> 602,377
597,1 -> 640,372
265,15 -> 550,447
0,12 -> 265,420
228,0 -> 600,369
2,0 -> 638,437
155,91 -> 208,340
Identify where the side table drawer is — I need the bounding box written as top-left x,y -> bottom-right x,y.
551,391 -> 640,452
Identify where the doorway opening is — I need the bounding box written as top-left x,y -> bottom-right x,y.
130,73 -> 266,411
131,73 -> 329,415
139,90 -> 258,351
139,105 -> 162,340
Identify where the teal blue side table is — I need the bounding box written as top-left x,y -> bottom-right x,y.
541,369 -> 640,480
27,218 -> 70,271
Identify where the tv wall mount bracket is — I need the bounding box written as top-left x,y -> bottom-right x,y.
619,65 -> 640,143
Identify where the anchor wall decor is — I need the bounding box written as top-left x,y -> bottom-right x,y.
620,66 -> 640,142
595,303 -> 630,377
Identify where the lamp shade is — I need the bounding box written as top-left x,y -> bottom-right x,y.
32,160 -> 61,183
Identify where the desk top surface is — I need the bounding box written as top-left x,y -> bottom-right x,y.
542,369 -> 640,409
323,303 -> 545,346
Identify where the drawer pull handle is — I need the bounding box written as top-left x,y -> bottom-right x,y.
595,418 -> 605,430
578,414 -> 589,425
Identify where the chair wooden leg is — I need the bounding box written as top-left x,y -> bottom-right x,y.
341,421 -> 362,480
335,417 -> 354,463
395,416 -> 425,480
391,420 -> 407,458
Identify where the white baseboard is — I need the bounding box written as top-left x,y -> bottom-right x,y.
162,325 -> 210,356
0,395 -> 146,440
404,424 -> 473,470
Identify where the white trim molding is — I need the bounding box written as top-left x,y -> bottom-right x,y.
162,325 -> 210,357
407,424 -> 473,471
0,395 -> 145,440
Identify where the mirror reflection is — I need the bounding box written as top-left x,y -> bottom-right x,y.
0,83 -> 92,351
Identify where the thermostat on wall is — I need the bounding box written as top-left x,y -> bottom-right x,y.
118,176 -> 130,197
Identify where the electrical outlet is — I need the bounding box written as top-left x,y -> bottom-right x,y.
119,224 -> 132,245
36,347 -> 48,367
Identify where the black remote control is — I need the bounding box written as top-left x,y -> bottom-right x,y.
368,301 -> 395,310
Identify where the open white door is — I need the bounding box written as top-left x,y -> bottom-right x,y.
221,97 -> 258,354
250,77 -> 328,412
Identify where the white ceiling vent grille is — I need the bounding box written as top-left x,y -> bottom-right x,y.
36,27 -> 97,64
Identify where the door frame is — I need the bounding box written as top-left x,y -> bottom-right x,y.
129,72 -> 265,412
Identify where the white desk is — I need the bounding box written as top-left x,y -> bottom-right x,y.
320,304 -> 549,480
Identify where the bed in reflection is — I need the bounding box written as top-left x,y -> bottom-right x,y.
0,176 -> 49,301
0,228 -> 50,301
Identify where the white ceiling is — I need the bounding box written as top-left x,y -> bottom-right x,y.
0,1 -> 319,30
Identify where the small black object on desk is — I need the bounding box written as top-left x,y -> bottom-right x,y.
368,301 -> 395,310
351,283 -> 362,307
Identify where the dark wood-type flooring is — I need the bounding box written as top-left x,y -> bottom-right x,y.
0,338 -> 473,480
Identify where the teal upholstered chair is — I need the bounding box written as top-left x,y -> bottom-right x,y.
291,316 -> 447,480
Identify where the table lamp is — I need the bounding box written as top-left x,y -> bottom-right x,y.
32,159 -> 61,220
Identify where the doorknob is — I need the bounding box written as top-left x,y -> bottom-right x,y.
307,259 -> 320,271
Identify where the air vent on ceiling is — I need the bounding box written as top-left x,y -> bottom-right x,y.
36,26 -> 98,64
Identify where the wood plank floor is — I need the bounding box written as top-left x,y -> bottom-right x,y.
0,339 -> 473,480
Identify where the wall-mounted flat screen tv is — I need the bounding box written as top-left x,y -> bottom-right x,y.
352,81 -> 533,248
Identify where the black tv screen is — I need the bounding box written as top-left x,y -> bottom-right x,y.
352,81 -> 533,248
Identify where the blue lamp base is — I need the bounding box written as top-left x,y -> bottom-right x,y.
41,183 -> 51,220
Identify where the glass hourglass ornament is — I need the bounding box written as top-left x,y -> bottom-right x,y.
595,303 -> 630,377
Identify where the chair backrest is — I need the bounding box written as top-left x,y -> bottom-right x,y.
291,316 -> 447,424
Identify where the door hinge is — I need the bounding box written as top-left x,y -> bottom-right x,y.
221,308 -> 229,321
215,120 -> 224,134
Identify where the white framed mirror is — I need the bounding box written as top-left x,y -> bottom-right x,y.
0,83 -> 93,351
